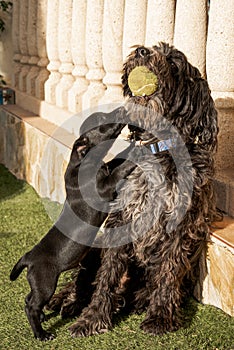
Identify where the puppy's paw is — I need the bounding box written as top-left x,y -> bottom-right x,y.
68,319 -> 110,337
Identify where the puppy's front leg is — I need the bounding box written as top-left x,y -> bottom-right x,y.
97,157 -> 136,201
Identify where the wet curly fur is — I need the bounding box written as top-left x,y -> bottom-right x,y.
48,43 -> 219,336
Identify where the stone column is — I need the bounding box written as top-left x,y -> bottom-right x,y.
174,0 -> 208,76
44,0 -> 61,105
68,0 -> 88,113
206,0 -> 234,102
206,0 -> 234,178
145,0 -> 175,46
99,0 -> 125,105
82,0 -> 105,110
26,0 -> 39,96
56,0 -> 74,109
11,0 -> 21,89
18,0 -> 30,92
35,0 -> 49,100
122,0 -> 147,59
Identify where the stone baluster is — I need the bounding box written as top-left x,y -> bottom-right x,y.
145,0 -> 175,46
44,0 -> 61,105
82,0 -> 105,110
18,0 -> 30,92
26,0 -> 39,96
122,0 -> 147,59
174,0 -> 208,77
68,0 -> 88,113
98,0 -> 125,106
206,0 -> 234,103
55,0 -> 74,109
11,0 -> 21,89
35,0 -> 49,100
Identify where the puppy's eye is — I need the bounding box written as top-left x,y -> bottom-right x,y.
81,149 -> 88,157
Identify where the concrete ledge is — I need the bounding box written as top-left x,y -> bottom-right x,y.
0,105 -> 74,203
195,216 -> 234,317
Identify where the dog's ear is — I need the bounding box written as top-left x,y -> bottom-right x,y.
167,49 -> 201,80
122,62 -> 132,97
191,78 -> 218,151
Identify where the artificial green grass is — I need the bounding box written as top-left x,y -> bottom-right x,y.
0,164 -> 233,350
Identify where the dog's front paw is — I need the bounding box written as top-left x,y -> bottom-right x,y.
61,300 -> 82,319
36,330 -> 55,341
46,294 -> 64,312
140,317 -> 180,335
68,318 -> 110,337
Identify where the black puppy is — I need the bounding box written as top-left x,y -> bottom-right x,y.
10,108 -> 135,341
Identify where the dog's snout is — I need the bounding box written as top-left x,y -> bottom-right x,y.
135,47 -> 150,58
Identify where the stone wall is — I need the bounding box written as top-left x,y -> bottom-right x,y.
0,105 -> 71,203
0,3 -> 13,84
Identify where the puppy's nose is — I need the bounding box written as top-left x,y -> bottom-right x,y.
135,47 -> 150,58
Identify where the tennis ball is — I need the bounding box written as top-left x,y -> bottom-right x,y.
128,66 -> 158,96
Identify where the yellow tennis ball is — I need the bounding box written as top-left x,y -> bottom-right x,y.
128,66 -> 158,96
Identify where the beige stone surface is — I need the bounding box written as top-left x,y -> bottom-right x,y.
99,0 -> 125,105
206,0 -> 234,92
68,0 -> 88,113
56,0 -> 74,108
0,107 -> 70,203
44,0 -> 61,105
215,107 -> 234,170
18,0 -> 30,93
122,0 -> 147,59
82,0 -> 105,110
195,239 -> 234,317
174,0 -> 207,76
145,0 -> 175,47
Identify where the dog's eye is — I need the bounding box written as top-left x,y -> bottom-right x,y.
169,61 -> 179,75
170,62 -> 177,70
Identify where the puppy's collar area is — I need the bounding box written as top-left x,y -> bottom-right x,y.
136,138 -> 176,154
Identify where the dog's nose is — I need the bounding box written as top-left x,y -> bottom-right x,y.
135,47 -> 150,58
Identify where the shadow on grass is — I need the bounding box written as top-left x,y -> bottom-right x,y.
112,296 -> 199,333
0,164 -> 26,201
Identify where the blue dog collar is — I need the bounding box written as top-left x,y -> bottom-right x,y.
146,138 -> 175,154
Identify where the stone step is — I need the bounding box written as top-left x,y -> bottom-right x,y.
195,216 -> 234,317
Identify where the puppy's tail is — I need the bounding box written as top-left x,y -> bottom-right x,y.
10,255 -> 27,281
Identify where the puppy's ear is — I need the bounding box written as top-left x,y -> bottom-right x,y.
77,144 -> 87,153
72,136 -> 89,155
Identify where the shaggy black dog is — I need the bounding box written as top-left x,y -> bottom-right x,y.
49,43 -> 219,337
10,108 -> 136,340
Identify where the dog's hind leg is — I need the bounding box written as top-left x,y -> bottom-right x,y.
25,268 -> 58,341
68,245 -> 131,337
